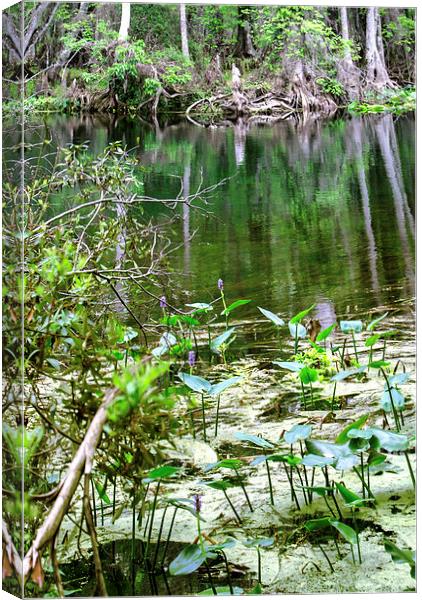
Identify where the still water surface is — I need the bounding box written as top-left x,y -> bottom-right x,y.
17,113 -> 416,330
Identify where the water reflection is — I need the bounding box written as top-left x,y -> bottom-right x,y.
10,112 -> 415,321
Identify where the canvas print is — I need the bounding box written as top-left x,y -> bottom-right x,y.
2,2 -> 416,597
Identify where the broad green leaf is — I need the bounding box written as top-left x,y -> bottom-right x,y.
301,454 -> 334,468
204,459 -> 244,472
304,517 -> 331,531
367,312 -> 388,331
340,320 -> 363,333
209,376 -> 243,397
178,372 -> 211,393
211,328 -> 236,353
335,483 -> 365,507
266,453 -> 301,465
336,414 -> 369,444
367,427 -> 408,452
365,333 -> 381,347
221,299 -> 251,316
284,424 -> 312,445
234,432 -> 274,449
329,520 -> 358,544
380,388 -> 405,412
384,540 -> 415,577
316,323 -> 336,342
169,544 -> 207,576
305,439 -> 358,471
388,373 -> 410,386
208,538 -> 237,551
250,455 -> 267,467
290,304 -> 315,324
257,307 -> 285,327
145,466 -> 181,480
299,366 -> 318,384
46,357 -> 61,369
331,366 -> 366,382
94,479 -> 111,505
367,360 -> 390,369
300,485 -> 332,496
248,584 -> 262,594
288,321 -> 307,339
273,361 -> 303,372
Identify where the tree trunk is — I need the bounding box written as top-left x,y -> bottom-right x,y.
234,6 -> 256,58
180,3 -> 190,60
337,7 -> 361,99
365,7 -> 395,89
118,3 -> 131,41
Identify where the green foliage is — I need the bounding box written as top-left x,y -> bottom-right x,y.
316,77 -> 344,99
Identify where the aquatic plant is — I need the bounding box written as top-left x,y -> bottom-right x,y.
257,306 -> 285,350
205,458 -> 253,511
243,537 -> 274,584
384,540 -> 416,579
289,304 -> 315,354
339,319 -> 363,365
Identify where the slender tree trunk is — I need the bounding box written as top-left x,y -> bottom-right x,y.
118,3 -> 131,41
180,4 -> 190,60
365,7 -> 395,89
337,7 -> 361,99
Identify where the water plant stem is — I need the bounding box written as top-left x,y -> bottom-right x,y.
201,393 -> 208,441
91,478 -> 97,527
144,480 -> 161,567
353,467 -> 375,500
161,507 -> 178,567
351,331 -> 359,363
352,508 -> 362,564
265,459 -> 274,506
205,561 -> 217,595
235,468 -> 253,511
221,551 -> 234,594
152,506 -> 168,571
380,368 -> 401,431
300,380 -> 307,410
318,543 -> 335,573
404,451 -> 416,489
331,382 -> 337,411
214,395 -> 221,437
340,338 -> 347,369
257,548 -> 262,584
223,489 -> 242,524
282,463 -> 300,510
360,453 -> 366,498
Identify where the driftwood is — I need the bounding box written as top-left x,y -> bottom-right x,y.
3,383 -> 120,590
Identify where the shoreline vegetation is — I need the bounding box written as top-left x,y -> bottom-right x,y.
3,4 -> 415,122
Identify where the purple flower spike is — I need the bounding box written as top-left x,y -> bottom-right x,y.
160,295 -> 167,308
193,493 -> 202,513
218,278 -> 224,290
188,350 -> 196,367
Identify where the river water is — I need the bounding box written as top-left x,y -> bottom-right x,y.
13,112 -> 415,333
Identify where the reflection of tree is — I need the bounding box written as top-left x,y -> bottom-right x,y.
182,163 -> 191,274
373,115 -> 415,292
348,118 -> 380,296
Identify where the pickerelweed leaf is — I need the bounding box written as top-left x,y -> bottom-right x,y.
211,328 -> 236,352
244,537 -> 274,548
257,307 -> 285,327
365,333 -> 382,347
208,538 -> 237,551
305,439 -> 358,471
273,361 -> 304,372
367,312 -> 389,331
209,376 -> 243,397
288,321 -> 307,339
304,517 -> 332,531
250,455 -> 267,467
145,466 -> 181,480
384,540 -> 415,577
388,372 -> 410,386
380,388 -> 405,412
234,432 -> 274,449
300,485 -> 332,496
290,304 -> 315,324
316,323 -> 336,342
340,320 -> 363,334
329,520 -> 358,544
221,299 -> 251,316
284,424 -> 312,445
300,454 -> 334,468
178,372 -> 211,393
367,360 -> 390,369
367,427 -> 408,452
299,366 -> 318,384
169,544 -> 207,576
331,366 -> 367,382
94,480 -> 111,505
204,459 -> 244,472
266,453 -> 302,466
336,414 -> 369,444
335,483 -> 365,507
